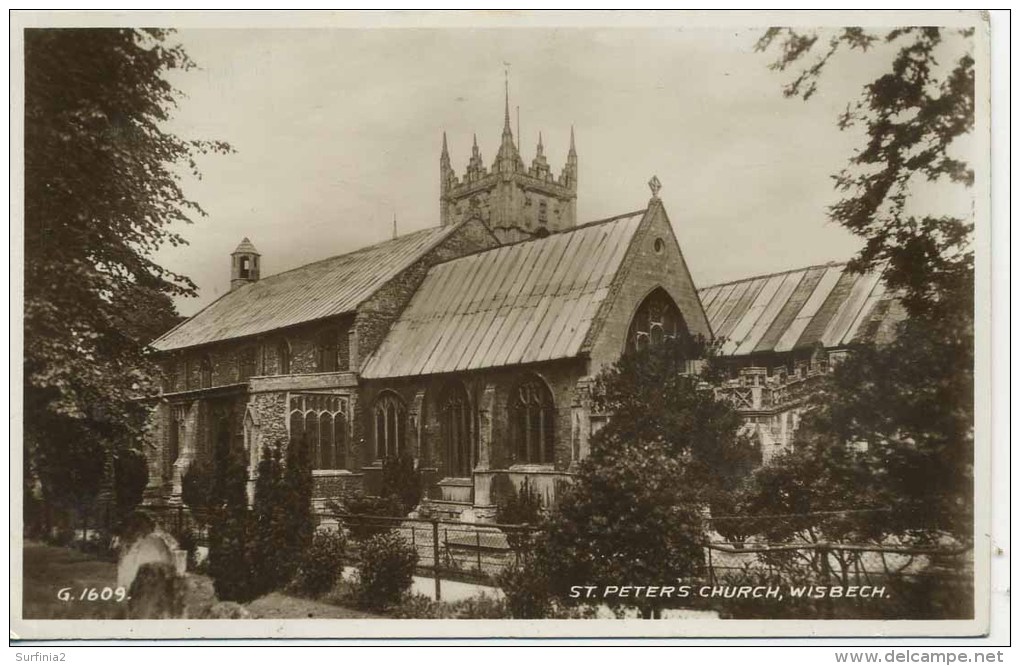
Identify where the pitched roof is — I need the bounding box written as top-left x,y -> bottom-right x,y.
698,262 -> 889,356
232,237 -> 259,255
362,210 -> 647,379
151,225 -> 459,352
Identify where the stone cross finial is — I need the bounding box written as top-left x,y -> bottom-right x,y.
648,175 -> 662,199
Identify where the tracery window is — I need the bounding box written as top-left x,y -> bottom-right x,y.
373,392 -> 407,460
510,375 -> 555,464
626,288 -> 686,353
440,382 -> 474,477
289,393 -> 348,470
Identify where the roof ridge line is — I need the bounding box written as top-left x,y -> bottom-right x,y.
257,224 -> 449,283
699,260 -> 849,291
427,209 -> 649,269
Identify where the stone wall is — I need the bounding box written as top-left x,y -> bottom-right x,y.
353,218 -> 499,372
583,201 -> 713,377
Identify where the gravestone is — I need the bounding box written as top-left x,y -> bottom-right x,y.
117,527 -> 187,590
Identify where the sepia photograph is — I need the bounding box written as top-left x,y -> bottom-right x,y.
10,10 -> 997,642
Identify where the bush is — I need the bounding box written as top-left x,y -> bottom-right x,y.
497,559 -> 551,619
380,454 -> 422,515
115,510 -> 155,544
182,457 -> 216,510
496,478 -> 544,553
208,436 -> 257,602
343,495 -> 404,541
293,529 -> 347,597
354,532 -> 418,610
200,601 -> 251,619
113,447 -> 149,519
390,593 -> 508,619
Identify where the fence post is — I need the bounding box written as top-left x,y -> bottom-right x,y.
177,505 -> 183,538
819,543 -> 832,619
81,509 -> 88,549
476,531 -> 482,573
432,519 -> 441,601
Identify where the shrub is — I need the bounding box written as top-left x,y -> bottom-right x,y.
389,593 -> 508,619
208,435 -> 257,602
496,478 -> 544,554
115,509 -> 155,544
113,447 -> 149,519
293,529 -> 347,598
380,454 -> 422,515
200,601 -> 251,619
344,495 -> 404,541
354,532 -> 418,610
182,457 -> 216,510
497,559 -> 551,619
177,528 -> 199,571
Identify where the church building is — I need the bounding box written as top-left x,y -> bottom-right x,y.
145,94 -> 899,518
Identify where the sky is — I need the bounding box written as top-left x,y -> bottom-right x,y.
153,21 -> 956,316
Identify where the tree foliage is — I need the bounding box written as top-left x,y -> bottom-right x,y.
24,29 -> 228,517
745,26 -> 976,558
207,430 -> 255,602
543,337 -> 755,617
249,439 -> 315,596
756,26 -> 975,320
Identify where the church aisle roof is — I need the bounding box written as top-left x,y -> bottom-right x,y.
698,262 -> 889,356
362,210 -> 646,379
152,225 -> 459,351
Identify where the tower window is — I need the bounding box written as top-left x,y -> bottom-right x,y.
538,200 -> 548,225
239,256 -> 251,279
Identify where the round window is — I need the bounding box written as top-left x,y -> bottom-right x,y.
653,237 -> 665,253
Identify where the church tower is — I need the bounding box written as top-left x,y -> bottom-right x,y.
230,237 -> 260,291
440,82 -> 578,243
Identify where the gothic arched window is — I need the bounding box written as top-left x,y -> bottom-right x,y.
374,392 -> 406,460
199,355 -> 213,389
316,328 -> 338,372
626,288 -> 687,354
276,339 -> 291,375
440,382 -> 474,477
510,375 -> 556,464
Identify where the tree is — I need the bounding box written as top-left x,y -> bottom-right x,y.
207,431 -> 255,602
23,29 -> 229,523
542,337 -> 756,618
756,27 -> 974,319
249,440 -> 315,596
112,447 -> 149,520
753,26 -> 976,545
